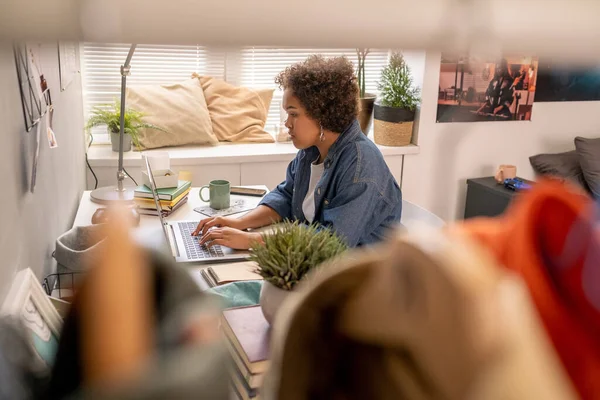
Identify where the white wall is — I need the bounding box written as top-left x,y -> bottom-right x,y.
402,51 -> 600,221
0,42 -> 86,301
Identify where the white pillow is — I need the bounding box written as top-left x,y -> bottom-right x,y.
126,79 -> 218,149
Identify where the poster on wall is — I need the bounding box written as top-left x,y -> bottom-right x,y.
58,42 -> 79,91
436,54 -> 538,123
534,60 -> 600,102
14,43 -> 48,132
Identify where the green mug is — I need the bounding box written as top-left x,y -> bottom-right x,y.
199,180 -> 231,210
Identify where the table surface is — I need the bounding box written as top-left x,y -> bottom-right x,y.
466,176 -> 535,199
73,186 -> 269,290
467,176 -> 534,188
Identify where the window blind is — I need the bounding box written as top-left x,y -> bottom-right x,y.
81,43 -> 225,118
235,47 -> 390,129
81,44 -> 389,138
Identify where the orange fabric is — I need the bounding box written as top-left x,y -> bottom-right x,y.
452,180 -> 600,399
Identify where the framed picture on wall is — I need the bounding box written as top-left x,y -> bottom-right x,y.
437,54 -> 539,123
0,268 -> 62,372
58,42 -> 79,92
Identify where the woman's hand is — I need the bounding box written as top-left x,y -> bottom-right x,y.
199,228 -> 263,250
191,216 -> 244,237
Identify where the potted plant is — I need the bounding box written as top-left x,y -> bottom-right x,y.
357,48 -> 376,134
250,221 -> 348,324
85,100 -> 165,152
374,52 -> 421,146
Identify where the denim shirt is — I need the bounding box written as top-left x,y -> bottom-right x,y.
259,120 -> 402,247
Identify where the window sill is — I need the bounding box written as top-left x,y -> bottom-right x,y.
86,138 -> 420,167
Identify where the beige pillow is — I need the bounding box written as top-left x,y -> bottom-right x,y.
193,74 -> 275,143
126,79 -> 218,150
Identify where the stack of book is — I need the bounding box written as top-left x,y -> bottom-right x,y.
134,180 -> 191,216
222,305 -> 270,400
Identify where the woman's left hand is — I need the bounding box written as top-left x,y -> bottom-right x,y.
198,227 -> 263,250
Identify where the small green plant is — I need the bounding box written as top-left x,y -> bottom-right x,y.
84,100 -> 165,149
356,48 -> 370,98
377,52 -> 421,111
251,221 -> 348,291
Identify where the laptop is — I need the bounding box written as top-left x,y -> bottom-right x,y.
144,156 -> 250,264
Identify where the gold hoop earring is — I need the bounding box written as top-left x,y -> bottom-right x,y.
319,124 -> 325,142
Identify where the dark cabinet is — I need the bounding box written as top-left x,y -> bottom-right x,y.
464,177 -> 533,219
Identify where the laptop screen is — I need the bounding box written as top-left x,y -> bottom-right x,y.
144,156 -> 170,239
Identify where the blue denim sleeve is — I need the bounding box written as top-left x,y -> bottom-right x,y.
320,181 -> 390,247
258,156 -> 297,220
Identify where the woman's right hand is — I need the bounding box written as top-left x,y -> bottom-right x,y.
191,216 -> 244,237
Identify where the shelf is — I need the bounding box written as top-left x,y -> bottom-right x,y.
87,140 -> 420,167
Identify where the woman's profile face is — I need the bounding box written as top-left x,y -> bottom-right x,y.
282,88 -> 320,150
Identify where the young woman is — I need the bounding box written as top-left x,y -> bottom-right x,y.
192,55 -> 402,248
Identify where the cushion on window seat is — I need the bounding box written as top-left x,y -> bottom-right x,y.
193,74 -> 275,143
126,78 -> 218,150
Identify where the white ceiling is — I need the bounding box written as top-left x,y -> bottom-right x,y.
2,0 -> 600,63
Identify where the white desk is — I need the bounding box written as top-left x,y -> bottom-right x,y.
72,186 -> 269,290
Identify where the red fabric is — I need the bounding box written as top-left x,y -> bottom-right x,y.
454,180 -> 600,399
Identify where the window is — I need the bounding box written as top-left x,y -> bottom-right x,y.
81,43 -> 224,116
81,44 -> 388,140
235,47 -> 389,129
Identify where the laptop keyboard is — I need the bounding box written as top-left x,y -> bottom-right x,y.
178,222 -> 225,260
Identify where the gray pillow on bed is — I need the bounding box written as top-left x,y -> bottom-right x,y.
575,136 -> 600,200
529,150 -> 589,190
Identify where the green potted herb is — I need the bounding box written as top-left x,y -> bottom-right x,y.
85,100 -> 165,152
251,221 -> 348,324
374,52 -> 421,146
356,48 -> 376,134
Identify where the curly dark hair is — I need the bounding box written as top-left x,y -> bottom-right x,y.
275,55 -> 359,133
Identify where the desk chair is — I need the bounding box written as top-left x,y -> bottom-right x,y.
401,199 -> 445,229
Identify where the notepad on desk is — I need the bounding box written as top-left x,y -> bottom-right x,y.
200,262 -> 262,288
194,198 -> 258,218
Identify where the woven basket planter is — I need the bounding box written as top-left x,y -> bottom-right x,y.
373,104 -> 415,147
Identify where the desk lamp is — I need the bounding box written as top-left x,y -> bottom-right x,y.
90,44 -> 138,204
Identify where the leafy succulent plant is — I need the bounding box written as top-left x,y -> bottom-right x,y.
84,100 -> 166,149
251,221 -> 348,291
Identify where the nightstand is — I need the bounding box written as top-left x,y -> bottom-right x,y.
464,177 -> 533,219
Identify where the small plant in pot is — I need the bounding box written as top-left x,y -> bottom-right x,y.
85,100 -> 165,152
357,48 -> 376,134
250,221 -> 348,324
374,52 -> 421,146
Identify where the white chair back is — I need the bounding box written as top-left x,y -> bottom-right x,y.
400,199 -> 445,229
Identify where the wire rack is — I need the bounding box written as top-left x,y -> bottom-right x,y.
42,271 -> 85,301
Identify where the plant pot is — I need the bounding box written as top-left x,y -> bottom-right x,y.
358,93 -> 376,134
373,103 -> 415,147
110,130 -> 132,152
259,281 -> 291,325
